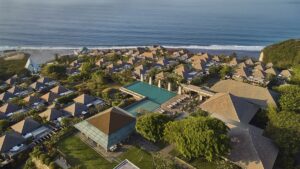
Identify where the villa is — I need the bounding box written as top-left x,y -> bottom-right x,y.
39,108 -> 66,122
0,132 -> 26,157
0,92 -> 15,102
11,118 -> 41,138
73,94 -> 105,107
40,91 -> 59,104
74,107 -> 135,151
63,102 -> 89,117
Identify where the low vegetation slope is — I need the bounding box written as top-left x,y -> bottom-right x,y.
262,39 -> 300,68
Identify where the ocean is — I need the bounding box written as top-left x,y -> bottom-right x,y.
0,0 -> 299,54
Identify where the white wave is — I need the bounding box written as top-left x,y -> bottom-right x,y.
164,45 -> 264,51
0,44 -> 264,51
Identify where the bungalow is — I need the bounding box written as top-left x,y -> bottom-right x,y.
0,92 -> 15,102
63,102 -> 88,117
40,92 -> 59,104
237,62 -> 247,69
29,82 -> 47,92
156,58 -> 170,68
7,86 -> 32,97
266,62 -> 273,68
250,69 -> 266,84
70,60 -> 81,68
0,103 -> 23,117
254,64 -> 265,71
174,64 -> 196,80
211,80 -> 278,108
73,94 -> 105,107
50,85 -> 72,96
279,69 -> 292,80
39,108 -> 66,122
265,67 -> 278,76
23,95 -> 45,109
0,132 -> 26,157
229,58 -> 238,66
37,77 -> 57,87
5,77 -> 19,85
11,118 -> 41,138
233,68 -> 250,80
212,55 -> 220,62
140,52 -> 155,60
155,72 -> 166,80
74,107 -> 135,151
134,65 -> 148,77
244,58 -> 254,66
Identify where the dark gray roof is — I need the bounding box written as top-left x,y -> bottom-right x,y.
0,103 -> 20,114
0,131 -> 25,153
11,118 -> 41,135
0,92 -> 15,102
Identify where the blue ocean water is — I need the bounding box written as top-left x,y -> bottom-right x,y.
0,0 -> 299,50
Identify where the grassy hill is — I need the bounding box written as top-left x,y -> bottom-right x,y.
262,39 -> 300,68
0,52 -> 29,80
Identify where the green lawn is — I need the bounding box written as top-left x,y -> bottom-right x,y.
57,135 -> 117,169
170,149 -> 219,169
118,146 -> 154,169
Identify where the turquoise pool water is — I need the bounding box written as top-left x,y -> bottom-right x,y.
124,81 -> 176,104
123,81 -> 176,116
124,99 -> 160,117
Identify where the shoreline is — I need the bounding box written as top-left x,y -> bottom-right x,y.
0,46 -> 262,64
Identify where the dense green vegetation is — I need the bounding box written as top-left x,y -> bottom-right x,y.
164,116 -> 230,161
262,39 -> 300,68
266,85 -> 300,168
41,64 -> 67,79
136,113 -> 172,143
0,55 -> 29,80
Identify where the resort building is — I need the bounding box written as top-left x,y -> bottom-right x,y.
200,93 -> 260,125
0,103 -> 22,117
74,107 -> 135,151
211,80 -> 278,108
23,95 -> 45,109
228,124 -> 278,169
39,108 -> 66,122
50,85 -> 72,96
29,82 -> 47,92
25,57 -> 40,74
0,132 -> 26,156
11,118 -> 41,138
0,92 -> 15,102
279,69 -> 292,79
73,94 -> 105,107
40,92 -> 59,104
63,102 -> 88,117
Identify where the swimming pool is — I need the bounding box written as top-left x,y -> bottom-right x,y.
124,99 -> 160,116
124,81 -> 176,104
123,81 -> 176,116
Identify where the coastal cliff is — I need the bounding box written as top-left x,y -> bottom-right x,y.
261,39 -> 300,68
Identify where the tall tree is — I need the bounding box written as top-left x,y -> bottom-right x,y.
266,107 -> 300,168
136,113 -> 172,143
164,117 -> 230,161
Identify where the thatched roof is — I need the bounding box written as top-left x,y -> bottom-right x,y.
0,92 -> 15,102
265,67 -> 278,76
39,108 -> 64,121
40,92 -> 59,103
0,132 -> 25,153
11,117 -> 40,135
228,124 -> 278,169
0,103 -> 20,114
73,94 -> 96,105
211,80 -> 278,108
63,102 -> 88,117
50,85 -> 68,94
200,93 -> 259,124
87,107 -> 135,135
